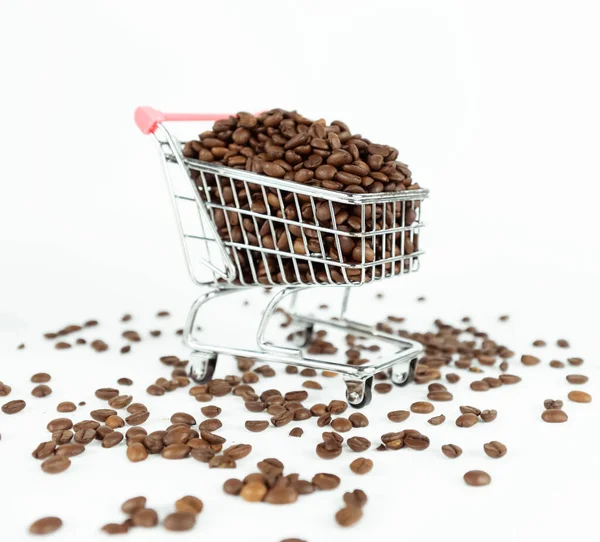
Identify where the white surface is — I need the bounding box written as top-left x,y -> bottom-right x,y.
1,0 -> 599,540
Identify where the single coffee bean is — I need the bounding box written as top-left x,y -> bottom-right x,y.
127,403 -> 147,414
541,409 -> 568,423
241,481 -> 268,502
162,443 -> 191,459
171,412 -> 196,425
95,388 -> 119,400
428,414 -> 446,426
550,360 -> 565,368
312,473 -> 341,490
387,410 -> 410,423
105,415 -> 125,429
132,508 -> 158,527
57,402 -> 76,413
316,442 -> 342,459
96,426 -> 113,440
175,496 -> 203,515
285,390 -> 308,402
374,383 -> 392,394
32,385 -> 52,398
52,430 -> 73,444
327,399 -> 348,414
102,432 -> 124,448
41,455 -> 71,474
470,380 -> 490,391
521,355 -> 540,366
127,442 -> 149,462
446,373 -> 460,383
31,373 -> 51,383
199,419 -> 222,432
499,374 -> 521,384
32,441 -> 57,460
348,412 -> 369,427
223,443 -> 252,460
404,433 -> 430,450
223,478 -> 243,495
331,417 -> 352,432
350,457 -> 373,474
201,405 -> 221,418
29,517 -> 63,535
91,409 -> 117,422
47,418 -> 73,432
264,486 -> 299,504
117,377 -> 133,386
2,399 -> 26,414
441,444 -> 462,458
335,506 -> 363,527
146,384 -> 165,396
567,357 -> 583,366
101,523 -> 129,534
245,420 -> 269,432
271,410 -> 294,427
55,443 -> 85,457
566,374 -> 588,384
73,420 -> 99,431
460,405 -> 481,415
480,409 -> 497,422
191,447 -> 215,463
544,399 -> 563,410
343,489 -> 368,508
289,427 -> 304,437
557,339 -> 570,348
410,401 -> 434,414
108,395 -> 133,409
456,413 -> 479,427
381,431 -> 405,450
347,436 -> 371,452
0,384 -> 12,397
126,410 -> 149,426
568,390 -> 592,403
464,470 -> 491,486
121,496 -> 147,515
427,390 -> 453,401
163,512 -> 196,532
484,441 -> 507,458
303,380 -> 322,390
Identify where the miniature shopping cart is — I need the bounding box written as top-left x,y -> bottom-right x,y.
135,107 -> 429,408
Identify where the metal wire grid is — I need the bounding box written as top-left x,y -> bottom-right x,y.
156,130 -> 427,288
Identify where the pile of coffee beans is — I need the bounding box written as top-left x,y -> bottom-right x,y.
182,109 -> 425,285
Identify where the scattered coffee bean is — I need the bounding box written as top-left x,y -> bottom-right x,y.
470,380 -> 490,391
41,455 -> 71,474
175,496 -> 203,515
567,357 -> 583,366
55,342 -> 71,349
55,443 -> 85,457
484,441 -> 507,458
201,405 -> 221,418
241,481 -> 268,502
331,417 -> 352,432
29,517 -> 63,535
428,414 -> 445,426
102,523 -> 129,534
245,420 -> 269,432
102,432 -> 124,448
441,444 -> 462,458
350,458 -> 373,475
427,390 -> 453,401
335,506 -> 363,527
568,390 -> 592,403
480,409 -> 497,422
47,418 -> 73,432
316,442 -> 342,459
544,399 -> 563,410
32,441 -> 57,460
132,508 -> 158,527
109,395 -> 133,409
171,412 -> 196,425
456,413 -> 479,428
31,385 -> 52,398
57,402 -> 76,413
31,373 -> 51,383
302,380 -> 322,390
374,383 -> 392,394
521,355 -> 540,366
126,410 -> 149,426
557,339 -> 570,348
117,378 -> 133,386
223,478 -> 243,495
127,442 -> 149,462
404,433 -> 430,450
387,410 -> 410,423
410,402 -> 434,414
122,496 -> 147,515
541,409 -> 568,423
464,470 -> 491,486
2,399 -> 26,414
289,427 -> 303,437
328,400 -> 348,414
0,384 -> 12,397
348,412 -> 369,427
566,374 -> 588,384
312,473 -> 341,490
91,409 -> 117,422
498,374 -> 521,384
550,360 -> 565,368
163,512 -> 196,532
91,340 -> 109,352
162,443 -> 191,459
347,436 -> 371,452
95,388 -> 119,400
224,443 -> 252,460
446,373 -> 460,383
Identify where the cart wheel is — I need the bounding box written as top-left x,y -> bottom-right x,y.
391,358 -> 418,387
293,323 -> 314,348
188,351 -> 218,384
345,377 -> 373,409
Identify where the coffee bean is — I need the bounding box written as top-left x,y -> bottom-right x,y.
350,458 -> 373,474
289,427 -> 303,437
245,401 -> 266,413
241,481 -> 268,502
285,390 -> 308,402
175,496 -> 203,515
162,443 -> 191,459
550,360 -> 565,368
96,426 -> 114,440
300,368 -> 317,377
460,405 -> 481,415
245,420 -> 269,432
316,442 -> 342,459
347,436 -> 371,452
374,383 -> 392,394
317,413 -> 332,427
47,418 -> 73,432
464,470 -> 491,486
126,410 -> 149,426
311,403 -> 328,417
331,417 -> 352,432
265,486 -> 299,504
73,420 -> 100,431
428,414 -> 445,426
484,441 -> 507,458
312,473 -> 341,489
201,405 -> 221,418
567,357 -> 583,366
381,432 -> 405,450
223,478 -> 243,495
404,433 -> 430,450
191,447 -> 216,463
0,384 -> 12,397
303,380 -> 322,389
117,378 -> 133,386
387,410 -> 410,423
2,399 -> 25,414
106,415 -> 125,429
91,409 -> 117,422
127,442 -> 148,462
568,390 -> 592,403
95,388 -> 119,401
146,385 -> 164,396
55,443 -> 85,457
57,402 -> 76,413
328,400 -> 348,414
32,441 -> 57,459
132,508 -> 158,527
164,512 -> 196,531
544,399 -> 563,410
55,341 -> 71,349
101,523 -> 129,534
171,412 -> 196,425
102,432 -> 124,448
521,355 -> 540,366
29,517 -> 63,535
456,414 -> 479,428
127,403 -> 147,414
441,444 -> 462,458
541,409 -> 568,423
41,455 -> 70,474
164,427 -> 192,445
557,339 -> 570,348
31,373 -> 51,383
335,506 -> 363,527
108,395 -> 133,409
410,402 -> 434,414
223,443 -> 252,460
470,380 -> 490,391
272,410 -> 294,427
427,391 -> 453,401
446,373 -> 460,383
52,430 -> 73,444
499,374 -> 521,384
480,409 -> 497,422
566,374 -> 588,384
348,412 -> 369,427
122,496 -> 147,515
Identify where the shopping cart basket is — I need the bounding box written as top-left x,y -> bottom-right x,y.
135,106 -> 429,407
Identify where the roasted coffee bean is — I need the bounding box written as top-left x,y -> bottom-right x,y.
41,455 -> 71,474
102,432 -> 124,448
2,399 -> 26,414
499,374 -> 521,384
127,442 -> 148,462
541,409 -> 568,423
387,410 -> 410,423
566,374 -> 588,384
343,489 -> 368,509
480,409 -> 497,422
404,433 -> 430,450
317,413 -> 332,427
31,385 -> 52,398
245,401 -> 266,413
350,458 -> 373,475
335,506 -> 363,527
146,384 -> 165,396
470,380 -> 490,391
347,436 -> 371,452
316,442 -> 342,459
52,430 -> 73,444
311,403 -> 328,417
127,403 -> 147,414
106,415 -> 125,429
245,420 -> 269,432
132,508 -> 158,527
331,417 -> 352,432
200,430 -> 225,445
264,486 -> 299,504
223,478 -> 243,495
171,412 -> 196,425
199,419 -> 222,432
190,447 -> 215,463
482,377 -> 503,388
271,410 -> 294,427
285,390 -> 308,402
164,512 -> 196,531
446,373 -> 460,383
175,496 -> 203,515
441,444 -> 462,458
55,443 -> 85,457
47,418 -> 73,432
57,401 -> 76,413
95,388 -> 119,400
163,427 -> 192,445
521,355 -> 540,366
410,401 -> 434,414
121,496 -> 147,515
567,357 -> 583,366
293,408 -> 312,421
328,400 -> 348,414
101,523 -> 129,534
374,383 -> 392,394
201,405 -> 221,418
348,412 -> 369,427
557,339 -> 570,348
117,377 -> 133,386
456,413 -> 479,427
91,409 -> 117,422
381,432 -> 405,450
428,414 -> 446,426
108,395 -> 133,409
323,432 -> 343,446
126,410 -> 149,426
241,481 -> 268,502
55,342 -> 71,349
550,360 -> 565,368
464,470 -> 491,486
209,454 -> 236,468
223,443 -> 252,460
568,390 -> 592,403
162,443 -> 191,459
32,441 -> 57,460
74,420 -> 100,431
0,384 -> 12,397
96,426 -> 114,440
303,380 -> 322,390
484,441 -> 507,458
544,399 -> 563,410
268,405 -> 287,416
300,368 -> 317,377
308,473 -> 340,492
427,390 -> 453,401
29,517 -> 63,535
289,427 -> 303,437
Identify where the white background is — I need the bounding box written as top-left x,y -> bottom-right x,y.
0,1 -> 599,540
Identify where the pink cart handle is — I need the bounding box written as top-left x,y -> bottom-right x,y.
134,106 -> 233,135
